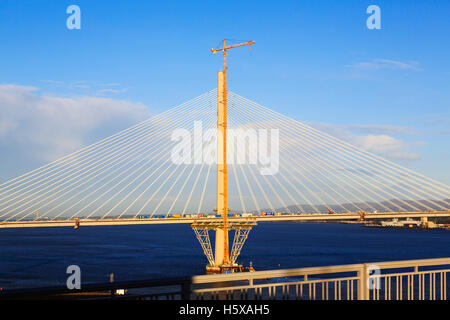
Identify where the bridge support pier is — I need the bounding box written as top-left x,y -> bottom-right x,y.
358,211 -> 366,221
190,218 -> 257,274
420,216 -> 428,227
214,228 -> 225,266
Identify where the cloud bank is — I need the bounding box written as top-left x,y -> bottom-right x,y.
346,59 -> 422,71
0,83 -> 424,167
0,84 -> 150,162
308,121 -> 422,161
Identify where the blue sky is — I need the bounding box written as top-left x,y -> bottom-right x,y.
0,0 -> 449,184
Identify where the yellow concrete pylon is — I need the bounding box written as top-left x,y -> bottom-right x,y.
211,39 -> 255,267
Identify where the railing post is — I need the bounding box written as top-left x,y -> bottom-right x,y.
357,265 -> 369,300
181,280 -> 191,300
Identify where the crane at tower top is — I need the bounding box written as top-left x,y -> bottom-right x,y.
211,39 -> 255,71
211,39 -> 255,54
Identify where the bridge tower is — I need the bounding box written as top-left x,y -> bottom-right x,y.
191,39 -> 256,274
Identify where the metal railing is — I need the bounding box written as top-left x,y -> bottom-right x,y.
1,257 -> 449,300
190,257 -> 449,300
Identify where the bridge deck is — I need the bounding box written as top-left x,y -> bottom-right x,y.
0,211 -> 449,228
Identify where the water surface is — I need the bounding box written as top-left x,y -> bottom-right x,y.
0,222 -> 449,289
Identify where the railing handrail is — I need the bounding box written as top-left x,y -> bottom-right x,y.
191,257 -> 450,284
362,257 -> 450,269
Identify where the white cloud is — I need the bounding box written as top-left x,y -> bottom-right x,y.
307,121 -> 422,161
0,84 -> 150,162
346,59 -> 422,71
347,124 -> 414,135
354,134 -> 404,153
40,80 -> 128,96
97,88 -> 128,95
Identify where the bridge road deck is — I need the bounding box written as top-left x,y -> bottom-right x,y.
0,210 -> 449,228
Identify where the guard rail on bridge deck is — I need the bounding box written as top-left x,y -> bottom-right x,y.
1,257 -> 449,300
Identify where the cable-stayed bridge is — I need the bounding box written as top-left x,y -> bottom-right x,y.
1,89 -> 449,223
1,39 -> 449,273
1,88 -> 450,268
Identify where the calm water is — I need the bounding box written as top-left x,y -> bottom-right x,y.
0,222 -> 449,289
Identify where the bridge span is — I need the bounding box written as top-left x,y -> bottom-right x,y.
1,210 -> 449,229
